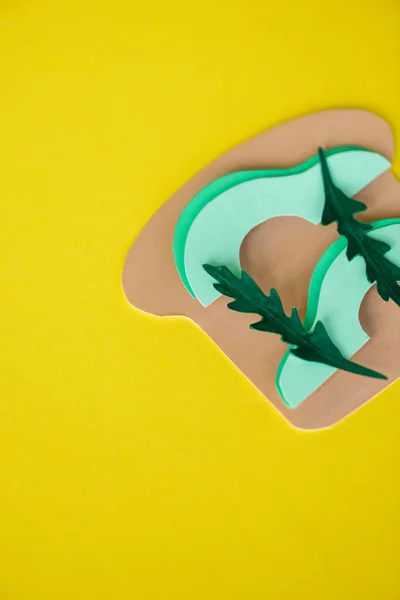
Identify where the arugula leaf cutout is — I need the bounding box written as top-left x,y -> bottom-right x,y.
203,264 -> 386,380
319,147 -> 400,304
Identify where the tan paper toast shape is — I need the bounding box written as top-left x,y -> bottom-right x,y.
122,109 -> 400,430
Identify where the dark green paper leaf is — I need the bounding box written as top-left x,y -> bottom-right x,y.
319,147 -> 400,305
203,264 -> 386,380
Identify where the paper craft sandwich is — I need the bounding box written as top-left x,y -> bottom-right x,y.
122,109 -> 400,430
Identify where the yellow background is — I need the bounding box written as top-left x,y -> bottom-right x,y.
1,1 -> 399,598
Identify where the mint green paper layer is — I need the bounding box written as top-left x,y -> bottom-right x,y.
174,147 -> 390,306
277,220 -> 400,408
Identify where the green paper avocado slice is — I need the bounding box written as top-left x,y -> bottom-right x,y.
173,146 -> 390,306
276,219 -> 400,409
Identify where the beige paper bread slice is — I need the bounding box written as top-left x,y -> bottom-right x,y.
122,109 -> 400,430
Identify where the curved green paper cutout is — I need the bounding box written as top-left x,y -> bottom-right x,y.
173,146 -> 367,299
276,219 -> 400,409
177,148 -> 390,306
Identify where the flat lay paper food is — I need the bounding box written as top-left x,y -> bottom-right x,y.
1,1 -> 399,599
123,110 -> 400,429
